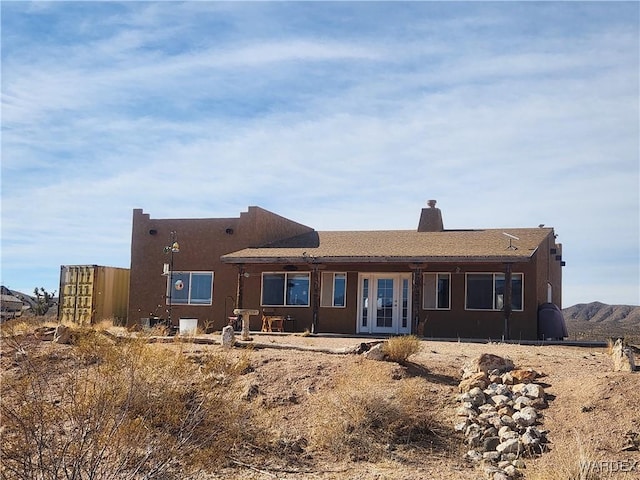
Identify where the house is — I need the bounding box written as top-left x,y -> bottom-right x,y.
127,201 -> 563,340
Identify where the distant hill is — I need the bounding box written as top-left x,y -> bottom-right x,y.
563,302 -> 640,342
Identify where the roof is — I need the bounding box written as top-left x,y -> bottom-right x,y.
221,228 -> 554,264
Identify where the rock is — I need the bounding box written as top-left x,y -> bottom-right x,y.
513,395 -> 533,410
465,423 -> 482,438
364,343 -> 386,361
454,421 -> 469,432
457,405 -> 477,418
500,430 -> 519,442
513,406 -> 538,427
459,372 -> 490,392
491,395 -> 511,408
483,466 -> 502,477
510,368 -> 539,383
53,325 -> 73,344
485,383 -> 511,397
468,387 -> 487,406
221,325 -> 235,348
612,339 -> 636,372
483,436 -> 501,451
468,432 -> 483,448
483,450 -> 501,462
478,412 -> 501,429
482,426 -> 498,439
465,449 -> 483,462
530,397 -> 548,410
493,473 -> 509,480
241,383 -> 259,401
465,354 -> 515,376
498,406 -> 515,417
504,465 -> 518,477
521,384 -> 545,400
479,403 -> 497,414
500,415 -> 516,428
521,429 -> 540,450
497,438 -> 523,455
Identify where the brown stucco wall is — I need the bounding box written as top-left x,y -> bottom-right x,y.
127,208 -> 313,330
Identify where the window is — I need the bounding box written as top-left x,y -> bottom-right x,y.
262,272 -> 310,306
167,272 -> 213,305
465,273 -> 523,311
321,272 -> 346,307
423,273 -> 451,310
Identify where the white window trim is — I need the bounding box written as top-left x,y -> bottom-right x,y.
320,272 -> 347,308
261,272 -> 311,307
422,272 -> 451,310
166,271 -> 214,306
464,272 -> 524,312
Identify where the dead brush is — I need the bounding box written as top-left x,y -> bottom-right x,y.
0,332 -> 255,480
527,432 -> 638,480
309,360 -> 438,461
382,335 -> 422,363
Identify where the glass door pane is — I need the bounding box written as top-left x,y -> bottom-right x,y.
376,278 -> 394,328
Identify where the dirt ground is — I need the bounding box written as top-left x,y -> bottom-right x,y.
171,333 -> 640,480
2,330 -> 638,479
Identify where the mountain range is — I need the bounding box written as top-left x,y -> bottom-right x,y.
563,301 -> 640,342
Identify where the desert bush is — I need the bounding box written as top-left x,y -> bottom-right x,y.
309,361 -> 437,461
382,335 -> 422,363
0,332 -> 254,480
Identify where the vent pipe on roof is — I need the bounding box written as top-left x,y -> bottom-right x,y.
418,200 -> 444,232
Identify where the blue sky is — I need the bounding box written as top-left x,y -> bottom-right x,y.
1,1 -> 638,307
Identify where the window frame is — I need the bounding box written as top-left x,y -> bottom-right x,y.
422,272 -> 451,310
320,272 -> 347,308
261,272 -> 311,307
464,272 -> 524,311
166,271 -> 214,306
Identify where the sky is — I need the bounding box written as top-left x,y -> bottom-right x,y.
1,1 -> 639,307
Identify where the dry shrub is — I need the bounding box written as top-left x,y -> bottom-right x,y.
527,432 -> 638,480
309,360 -> 437,461
1,332 -> 254,480
382,335 -> 422,363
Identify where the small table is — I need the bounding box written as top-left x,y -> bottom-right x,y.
261,315 -> 284,332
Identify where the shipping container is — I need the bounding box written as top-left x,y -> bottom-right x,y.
58,265 -> 130,325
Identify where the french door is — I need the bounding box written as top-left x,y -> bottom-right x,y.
357,273 -> 412,334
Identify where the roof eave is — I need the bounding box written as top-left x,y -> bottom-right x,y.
221,254 -> 535,265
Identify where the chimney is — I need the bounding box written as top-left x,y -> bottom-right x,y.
417,200 -> 444,232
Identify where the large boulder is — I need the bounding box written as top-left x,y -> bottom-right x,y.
221,325 -> 235,349
463,354 -> 514,377
363,342 -> 386,361
612,339 -> 636,372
